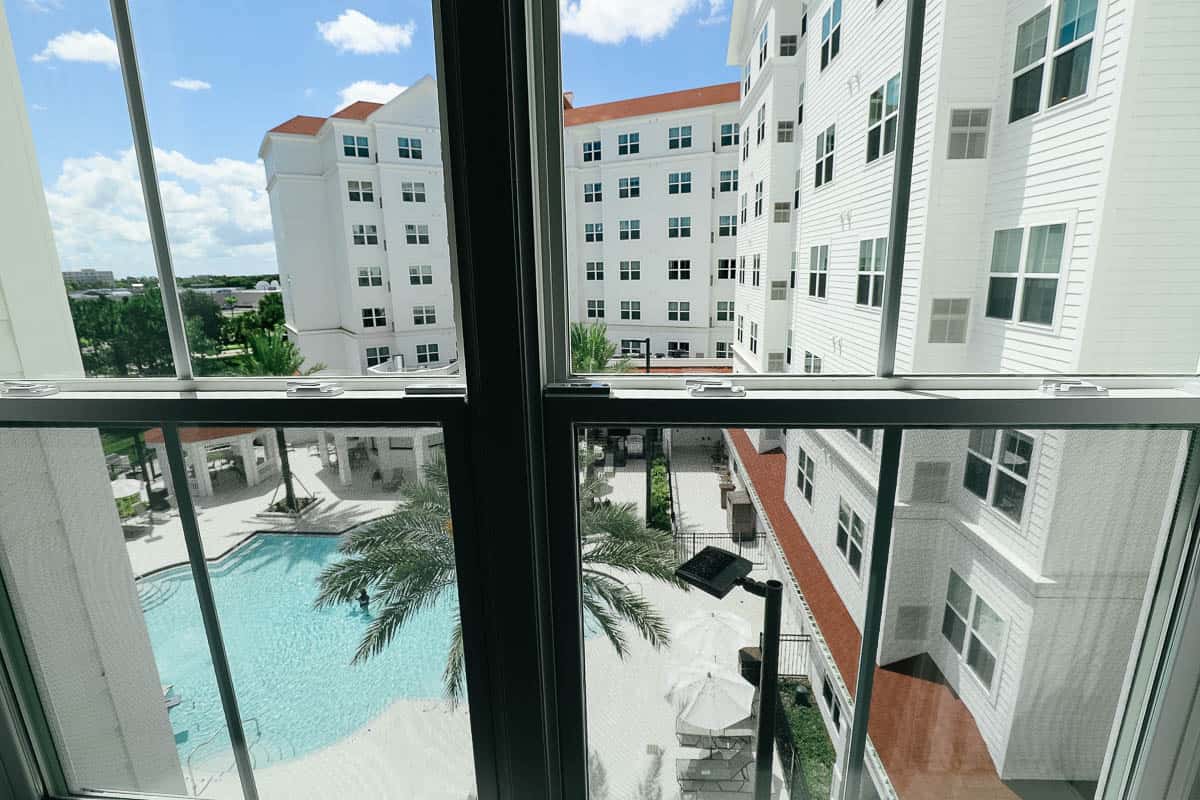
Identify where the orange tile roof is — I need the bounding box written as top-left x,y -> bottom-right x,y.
331,101 -> 383,120
564,82 -> 740,126
267,101 -> 384,138
728,429 -> 1018,800
144,427 -> 262,445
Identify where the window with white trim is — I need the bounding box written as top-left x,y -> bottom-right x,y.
754,181 -> 763,217
715,341 -> 732,358
857,237 -> 887,307
585,222 -> 603,242
738,256 -> 746,284
744,60 -> 751,93
786,330 -> 793,364
719,169 -> 739,192
820,0 -> 842,70
790,251 -> 798,289
668,126 -> 692,149
1010,8 -> 1051,122
352,224 -> 378,245
619,219 -> 640,240
967,596 -> 1004,690
583,182 -> 601,203
583,140 -> 601,161
740,193 -> 748,224
618,176 -> 640,198
667,301 -> 690,322
777,120 -> 795,143
667,259 -> 691,280
585,261 -> 604,281
796,444 -> 815,504
617,132 -> 639,155
985,223 -> 1065,325
758,22 -> 769,66
822,676 -> 843,730
866,74 -> 900,163
348,180 -> 374,202
767,352 -> 785,372
718,215 -> 737,237
963,428 -> 1034,523
357,266 -> 383,287
716,300 -> 734,322
751,255 -> 761,287
412,305 -> 437,326
667,217 -> 691,239
1048,0 -> 1097,108
770,281 -> 788,301
405,224 -> 430,245
749,321 -> 758,354
736,314 -> 744,342
409,265 -> 433,285
804,351 -> 823,374
794,169 -> 801,209
667,341 -> 690,357
773,203 -> 791,223
808,245 -> 829,298
756,103 -> 766,144
941,571 -> 971,654
847,428 -> 875,450
361,307 -> 387,328
619,300 -> 641,320
815,125 -> 835,187
343,134 -> 369,157
365,345 -> 390,367
720,123 -> 740,147
947,109 -> 990,159
586,299 -> 605,319
836,498 -> 865,575
401,181 -> 427,202
620,339 -> 644,356
668,172 -> 692,194
397,137 -> 423,159
780,34 -> 798,57
718,259 -> 735,280
414,342 -> 438,364
929,298 -> 970,343
619,260 -> 641,280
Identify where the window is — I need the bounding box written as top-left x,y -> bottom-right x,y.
409,265 -> 433,285
357,266 -> 383,287
667,341 -> 690,357
586,299 -> 605,319
780,34 -> 798,56
796,445 -> 815,504
715,341 -> 732,358
786,330 -> 793,364
718,259 -> 735,279
405,224 -> 431,245
798,81 -> 805,126
758,23 -> 769,66
815,125 -> 835,187
821,0 -> 842,70
585,261 -> 604,281
365,345 -> 390,367
667,217 -> 691,238
941,571 -> 972,653
836,498 -> 865,575
716,301 -> 734,322
583,182 -> 602,203
1049,0 -> 1097,107
754,181 -> 764,216
743,139 -> 750,161
352,224 -> 379,245
668,172 -> 692,194
804,351 -> 823,374
668,126 -> 692,149
767,352 -> 785,372
790,251 -> 798,289
794,170 -> 801,208
619,219 -> 641,240
744,60 -> 751,93
414,343 -> 439,364
737,315 -> 744,342
770,280 -> 788,301
619,260 -> 641,280
348,180 -> 374,202
740,193 -> 748,224
719,169 -> 739,192
720,123 -> 740,146
668,259 -> 691,280
412,305 -> 437,326
964,429 -> 1034,523
718,215 -> 737,237
617,132 -> 639,155
620,339 -> 644,356
967,597 -> 1004,689
867,74 -> 901,163
749,321 -> 759,354
756,104 -> 767,144
397,137 -> 423,159
361,307 -> 387,328
583,140 -> 601,161
857,237 -> 887,307
738,256 -> 746,284
948,109 -> 991,159
1010,8 -> 1051,122
773,203 -> 791,223
619,300 -> 641,320
752,255 -> 761,287
821,676 -> 843,731
985,223 -> 1065,324
585,222 -> 603,242
343,134 -> 369,157
401,181 -> 427,202
618,177 -> 640,198
667,301 -> 690,322
778,120 -> 795,143
808,245 -> 829,298
848,428 -> 875,450
929,298 -> 970,343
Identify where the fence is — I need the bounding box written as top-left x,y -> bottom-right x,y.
777,633 -> 812,680
673,530 -> 767,566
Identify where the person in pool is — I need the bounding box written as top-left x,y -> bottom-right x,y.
357,589 -> 370,611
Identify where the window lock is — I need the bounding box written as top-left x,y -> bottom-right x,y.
685,379 -> 746,398
286,380 -> 344,398
1038,379 -> 1107,396
0,381 -> 58,397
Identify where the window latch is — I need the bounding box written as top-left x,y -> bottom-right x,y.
0,381 -> 58,397
286,380 -> 344,398
1039,379 -> 1107,396
685,379 -> 746,398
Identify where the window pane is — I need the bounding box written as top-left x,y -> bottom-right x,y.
985,277 -> 1017,319
1010,65 -> 1044,122
963,453 -> 991,499
941,606 -> 967,652
946,572 -> 972,618
1019,278 -> 1059,325
1050,39 -> 1093,106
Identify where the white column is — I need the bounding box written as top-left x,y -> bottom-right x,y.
413,430 -> 430,478
189,444 -> 213,498
263,428 -> 279,471
317,430 -> 330,468
335,434 -> 352,486
240,437 -> 260,487
155,443 -> 174,500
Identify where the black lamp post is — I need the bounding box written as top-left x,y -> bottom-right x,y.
642,337 -> 651,374
675,546 -> 783,800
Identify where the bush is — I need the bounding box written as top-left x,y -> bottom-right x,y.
648,456 -> 671,531
776,679 -> 835,799
114,493 -> 141,520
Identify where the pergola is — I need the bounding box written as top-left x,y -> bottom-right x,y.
144,427 -> 277,499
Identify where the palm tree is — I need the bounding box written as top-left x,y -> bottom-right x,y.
315,457 -> 684,703
571,322 -> 631,373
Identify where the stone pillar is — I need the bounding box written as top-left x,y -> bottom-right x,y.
335,434 -> 352,486
240,437 -> 260,487
317,430 -> 330,468
263,428 -> 279,471
188,444 -> 213,498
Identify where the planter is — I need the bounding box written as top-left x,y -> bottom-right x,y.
255,494 -> 325,520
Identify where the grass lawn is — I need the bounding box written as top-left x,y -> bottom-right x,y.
778,678 -> 835,799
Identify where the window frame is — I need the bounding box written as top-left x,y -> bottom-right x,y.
984,219 -> 1071,330
866,74 -> 900,163
820,0 -> 843,70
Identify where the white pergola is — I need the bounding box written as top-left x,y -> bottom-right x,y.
145,427 -> 277,499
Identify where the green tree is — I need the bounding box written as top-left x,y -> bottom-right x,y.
256,292 -> 285,330
571,321 -> 630,373
315,459 -> 683,703
180,290 -> 223,345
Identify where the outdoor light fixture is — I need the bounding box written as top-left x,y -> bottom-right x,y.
675,546 -> 783,800
642,337 -> 651,374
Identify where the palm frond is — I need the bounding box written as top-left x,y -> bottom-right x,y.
583,573 -> 671,650
582,591 -> 628,658
583,538 -> 683,586
443,617 -> 466,706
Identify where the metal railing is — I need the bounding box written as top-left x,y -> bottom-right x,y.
673,531 -> 767,566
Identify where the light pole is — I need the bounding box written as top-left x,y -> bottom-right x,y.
676,546 -> 782,800
642,337 -> 651,374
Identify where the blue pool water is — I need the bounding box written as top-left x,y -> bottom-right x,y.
139,533 -> 458,767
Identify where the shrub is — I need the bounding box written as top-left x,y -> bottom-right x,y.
648,456 -> 671,531
776,679 -> 835,799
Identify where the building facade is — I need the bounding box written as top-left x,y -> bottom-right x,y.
61,268 -> 115,287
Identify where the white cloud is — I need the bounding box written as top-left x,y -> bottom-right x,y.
170,78 -> 212,91
43,147 -> 276,275
31,103 -> 48,111
335,80 -> 407,110
32,30 -> 119,67
559,0 -> 700,44
699,0 -> 729,25
317,9 -> 416,54
24,0 -> 63,12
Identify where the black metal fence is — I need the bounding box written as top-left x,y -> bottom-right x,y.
673,531 -> 767,566
778,633 -> 812,680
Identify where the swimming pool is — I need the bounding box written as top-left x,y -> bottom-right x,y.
139,533 -> 458,770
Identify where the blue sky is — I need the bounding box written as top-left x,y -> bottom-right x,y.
9,0 -> 737,277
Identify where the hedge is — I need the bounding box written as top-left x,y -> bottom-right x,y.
648,456 -> 671,531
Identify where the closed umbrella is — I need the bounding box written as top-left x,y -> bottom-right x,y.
673,609 -> 752,661
666,665 -> 755,731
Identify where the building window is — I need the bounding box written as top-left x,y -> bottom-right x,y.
821,0 -> 843,70
808,245 -> 829,298
857,237 -> 887,307
770,280 -> 788,301
343,134 -> 369,158
948,109 -> 991,159
361,307 -> 387,328
351,224 -> 378,245
715,341 -> 732,359
754,181 -> 764,217
798,81 -> 805,125
667,217 -> 691,238
749,321 -> 758,354
786,330 -> 793,364
619,300 -> 641,320
668,259 -> 691,280
405,224 -> 430,245
985,223 -> 1065,325
415,343 -> 439,364
777,120 -> 795,143
752,255 -> 761,287
1010,8 -> 1051,122
621,339 -> 644,356
396,137 -> 423,159
759,22 -> 769,66
1049,0 -> 1097,108
767,352 -> 785,371
815,125 -> 836,187
619,219 -> 641,240
929,298 -> 970,343
756,103 -> 767,144
401,181 -> 427,202
738,256 -> 746,284
744,60 -> 752,93
365,346 -> 390,367
620,260 -> 641,280
796,445 -> 815,504
668,125 -> 692,149
736,314 -> 744,342
586,299 -> 605,319
967,597 -> 1004,690
412,305 -> 437,325
790,251 -> 798,289
716,300 -> 734,322
742,139 -> 750,161
586,261 -> 604,281
773,203 -> 791,223
348,180 -> 374,202
867,74 -> 901,163
740,193 -> 748,224
720,123 -> 740,147
667,341 -> 690,357
667,301 -> 690,322
668,172 -> 692,194
718,215 -> 738,237
793,169 -> 801,209
583,140 -> 601,162
618,177 -> 640,198
822,676 -> 842,730
780,34 -> 798,56
617,131 -> 640,155
409,265 -> 433,285
357,266 -> 383,287
718,259 -> 735,279
941,571 -> 972,653
847,428 -> 875,450
836,498 -> 865,575
585,222 -> 603,242
719,169 -> 739,192
584,182 -> 602,203
804,351 -> 823,374
964,428 -> 1034,523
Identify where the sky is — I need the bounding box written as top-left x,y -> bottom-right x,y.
8,0 -> 738,278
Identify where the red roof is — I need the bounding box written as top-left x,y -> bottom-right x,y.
564,82 -> 740,126
331,101 -> 383,120
144,427 -> 262,445
267,101 -> 384,138
728,429 -> 1017,800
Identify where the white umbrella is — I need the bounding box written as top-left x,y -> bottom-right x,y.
111,478 -> 143,500
673,609 -> 752,661
666,665 -> 755,731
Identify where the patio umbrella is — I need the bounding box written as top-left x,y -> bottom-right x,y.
110,478 -> 143,500
672,609 -> 752,662
666,665 -> 755,731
